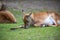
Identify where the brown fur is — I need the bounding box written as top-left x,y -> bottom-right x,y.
33,12 -> 58,26
22,11 -> 60,28
0,10 -> 16,23
0,2 -> 16,23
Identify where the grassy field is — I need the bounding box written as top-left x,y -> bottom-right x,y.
0,9 -> 60,40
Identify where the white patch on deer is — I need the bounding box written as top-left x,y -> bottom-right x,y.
44,14 -> 56,25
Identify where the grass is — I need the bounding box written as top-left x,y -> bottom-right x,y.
0,9 -> 60,40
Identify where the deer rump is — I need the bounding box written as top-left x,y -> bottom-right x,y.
0,2 -> 16,23
0,11 -> 16,23
22,10 -> 58,29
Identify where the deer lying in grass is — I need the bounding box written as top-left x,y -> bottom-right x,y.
22,10 -> 60,29
0,3 -> 16,23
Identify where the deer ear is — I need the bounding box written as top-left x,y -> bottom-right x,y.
22,10 -> 26,16
28,12 -> 32,17
0,2 -> 7,11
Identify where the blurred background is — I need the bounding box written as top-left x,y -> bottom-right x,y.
0,0 -> 60,12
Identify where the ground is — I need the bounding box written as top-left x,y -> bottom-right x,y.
0,9 -> 60,40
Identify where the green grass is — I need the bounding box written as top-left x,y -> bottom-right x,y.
0,9 -> 60,40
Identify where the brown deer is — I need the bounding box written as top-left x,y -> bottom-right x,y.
22,10 -> 60,29
0,2 -> 16,23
